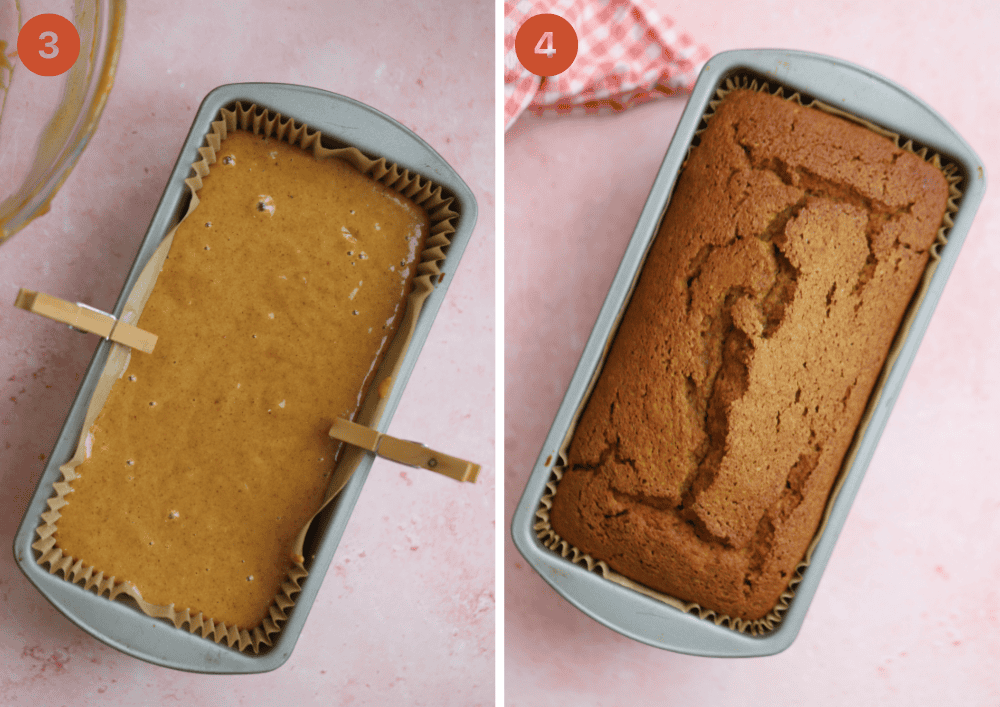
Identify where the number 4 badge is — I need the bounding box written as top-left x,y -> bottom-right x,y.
515,14 -> 578,78
535,31 -> 556,58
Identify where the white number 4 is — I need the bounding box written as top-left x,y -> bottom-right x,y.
534,31 -> 555,58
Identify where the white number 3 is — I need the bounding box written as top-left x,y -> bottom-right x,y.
39,31 -> 59,59
534,31 -> 556,58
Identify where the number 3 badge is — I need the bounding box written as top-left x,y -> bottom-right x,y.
514,14 -> 579,78
17,14 -> 81,77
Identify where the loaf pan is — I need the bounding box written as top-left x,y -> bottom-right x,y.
511,49 -> 985,657
13,83 -> 478,673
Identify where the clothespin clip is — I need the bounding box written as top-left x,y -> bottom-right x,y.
329,417 -> 480,483
13,288 -> 158,354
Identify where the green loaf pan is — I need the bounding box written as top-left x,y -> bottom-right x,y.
13,83 -> 477,673
511,49 -> 986,657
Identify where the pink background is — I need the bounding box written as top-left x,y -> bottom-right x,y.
0,1 -> 493,705
506,1 -> 1000,705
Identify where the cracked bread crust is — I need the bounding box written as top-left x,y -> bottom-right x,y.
548,88 -> 950,621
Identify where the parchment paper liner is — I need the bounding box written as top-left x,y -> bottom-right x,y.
31,102 -> 460,653
534,76 -> 964,636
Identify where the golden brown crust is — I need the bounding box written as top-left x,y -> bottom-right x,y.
549,89 -> 949,620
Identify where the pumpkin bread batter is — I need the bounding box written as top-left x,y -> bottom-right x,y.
54,130 -> 429,630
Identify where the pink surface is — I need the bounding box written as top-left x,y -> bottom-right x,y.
0,1 -> 493,704
506,2 -> 1000,705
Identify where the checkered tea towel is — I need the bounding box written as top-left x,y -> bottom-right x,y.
504,0 -> 710,130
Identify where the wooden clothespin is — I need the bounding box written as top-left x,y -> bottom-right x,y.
13,289 -> 158,354
329,418 -> 480,483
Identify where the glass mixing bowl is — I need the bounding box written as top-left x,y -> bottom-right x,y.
0,0 -> 125,245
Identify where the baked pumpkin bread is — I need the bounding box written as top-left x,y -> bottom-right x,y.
53,129 -> 429,630
548,88 -> 950,621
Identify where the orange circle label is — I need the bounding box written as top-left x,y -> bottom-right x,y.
514,14 -> 579,78
17,14 -> 81,77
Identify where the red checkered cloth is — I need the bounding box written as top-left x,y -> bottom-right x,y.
504,0 -> 710,130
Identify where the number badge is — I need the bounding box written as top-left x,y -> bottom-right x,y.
17,14 -> 81,77
514,14 -> 578,78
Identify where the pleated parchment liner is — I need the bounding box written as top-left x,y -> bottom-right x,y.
31,102 -> 459,653
535,76 -> 964,636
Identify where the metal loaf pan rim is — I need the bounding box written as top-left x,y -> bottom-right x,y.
510,49 -> 986,658
13,82 -> 479,673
